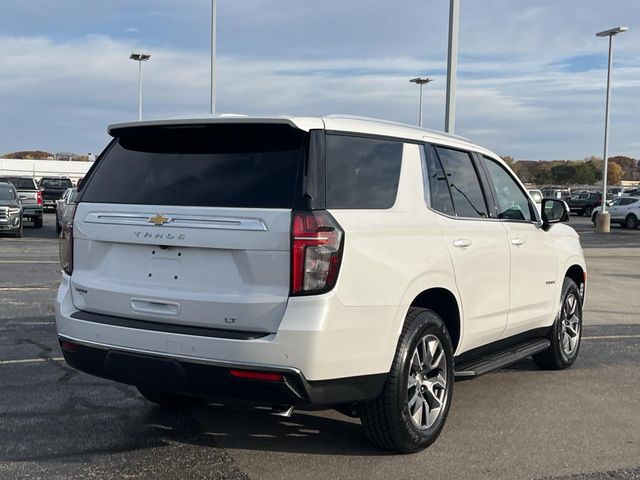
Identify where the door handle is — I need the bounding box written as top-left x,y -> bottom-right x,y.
511,238 -> 526,246
453,238 -> 472,248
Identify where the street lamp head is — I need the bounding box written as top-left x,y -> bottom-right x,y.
129,52 -> 151,61
409,77 -> 434,85
596,26 -> 629,37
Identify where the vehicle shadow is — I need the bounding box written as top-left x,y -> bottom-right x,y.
153,403 -> 385,456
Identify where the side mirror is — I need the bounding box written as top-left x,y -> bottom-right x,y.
542,198 -> 569,231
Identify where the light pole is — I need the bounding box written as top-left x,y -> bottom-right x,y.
129,52 -> 151,121
409,77 -> 433,127
211,0 -> 217,115
445,0 -> 460,134
595,26 -> 628,233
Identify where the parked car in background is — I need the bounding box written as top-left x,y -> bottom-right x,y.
528,189 -> 543,214
39,177 -> 73,211
0,176 -> 43,228
568,191 -> 603,217
56,188 -> 78,234
592,196 -> 640,229
541,188 -> 571,202
0,181 -> 23,237
57,115 -> 586,453
623,188 -> 639,196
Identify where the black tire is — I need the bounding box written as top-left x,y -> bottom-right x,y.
137,387 -> 205,408
584,206 -> 593,217
33,216 -> 43,228
533,278 -> 582,370
56,221 -> 62,234
624,214 -> 639,230
359,308 -> 454,453
13,223 -> 23,238
591,213 -> 597,226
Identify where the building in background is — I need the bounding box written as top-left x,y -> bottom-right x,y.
0,158 -> 93,183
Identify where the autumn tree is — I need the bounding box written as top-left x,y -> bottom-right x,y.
607,162 -> 624,185
609,156 -> 636,179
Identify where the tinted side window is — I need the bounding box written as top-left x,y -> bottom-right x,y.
326,134 -> 403,209
480,156 -> 535,222
422,145 -> 454,215
435,147 -> 488,218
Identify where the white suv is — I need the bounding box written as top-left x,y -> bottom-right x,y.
591,196 -> 640,229
56,116 -> 586,453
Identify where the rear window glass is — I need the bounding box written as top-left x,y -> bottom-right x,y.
81,124 -> 308,208
0,177 -> 37,190
326,134 -> 403,209
41,178 -> 72,188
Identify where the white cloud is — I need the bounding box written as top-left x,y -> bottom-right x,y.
0,6 -> 639,161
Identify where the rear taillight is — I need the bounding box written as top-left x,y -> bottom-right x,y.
228,369 -> 283,382
60,341 -> 80,352
291,210 -> 344,295
36,191 -> 43,206
59,204 -> 76,275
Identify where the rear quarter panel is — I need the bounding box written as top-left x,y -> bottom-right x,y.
329,143 -> 463,362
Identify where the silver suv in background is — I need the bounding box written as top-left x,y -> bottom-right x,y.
0,181 -> 23,237
56,187 -> 78,234
0,176 -> 43,228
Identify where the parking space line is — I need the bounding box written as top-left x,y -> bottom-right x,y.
0,357 -> 64,365
0,338 -> 634,367
582,334 -> 640,340
0,260 -> 59,264
0,286 -> 58,291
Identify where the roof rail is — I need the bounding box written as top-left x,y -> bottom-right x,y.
323,114 -> 470,141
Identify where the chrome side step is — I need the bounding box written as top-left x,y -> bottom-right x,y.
454,339 -> 551,380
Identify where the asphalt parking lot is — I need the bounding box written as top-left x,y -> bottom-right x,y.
1,213 -> 639,480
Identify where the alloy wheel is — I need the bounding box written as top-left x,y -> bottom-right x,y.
560,292 -> 581,357
407,334 -> 448,430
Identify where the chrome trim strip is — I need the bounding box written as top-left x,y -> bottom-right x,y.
83,212 -> 268,231
58,334 -> 302,375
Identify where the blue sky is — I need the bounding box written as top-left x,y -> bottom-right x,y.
0,0 -> 639,159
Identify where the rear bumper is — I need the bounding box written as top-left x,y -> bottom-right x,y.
22,207 -> 42,218
56,273 -> 398,405
58,337 -> 385,407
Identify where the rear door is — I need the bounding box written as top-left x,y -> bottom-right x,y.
426,145 -> 510,351
612,197 -> 638,221
73,123 -> 309,334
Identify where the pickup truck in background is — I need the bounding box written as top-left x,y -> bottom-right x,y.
39,177 -> 73,211
0,176 -> 43,228
567,191 -> 611,217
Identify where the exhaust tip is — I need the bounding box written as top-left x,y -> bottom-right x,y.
271,406 -> 294,418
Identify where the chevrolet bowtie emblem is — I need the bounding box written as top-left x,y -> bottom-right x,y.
148,214 -> 172,226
